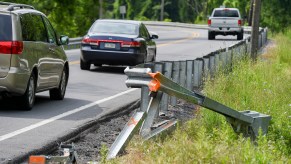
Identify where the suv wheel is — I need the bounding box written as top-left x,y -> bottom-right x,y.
80,59 -> 90,70
237,32 -> 243,40
20,73 -> 36,110
208,31 -> 215,40
50,67 -> 68,100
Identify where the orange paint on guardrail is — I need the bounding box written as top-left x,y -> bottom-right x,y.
148,79 -> 160,92
127,117 -> 138,126
148,72 -> 161,92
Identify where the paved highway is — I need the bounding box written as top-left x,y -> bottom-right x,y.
0,25 -> 241,162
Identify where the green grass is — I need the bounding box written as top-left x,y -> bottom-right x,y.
105,31 -> 291,163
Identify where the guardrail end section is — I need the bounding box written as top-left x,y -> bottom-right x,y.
242,110 -> 271,137
107,111 -> 146,160
227,110 -> 271,140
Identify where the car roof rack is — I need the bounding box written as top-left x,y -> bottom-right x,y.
0,2 -> 35,11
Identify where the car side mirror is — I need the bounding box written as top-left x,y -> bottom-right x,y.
60,35 -> 69,45
149,31 -> 159,39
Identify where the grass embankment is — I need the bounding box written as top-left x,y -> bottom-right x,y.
106,31 -> 291,163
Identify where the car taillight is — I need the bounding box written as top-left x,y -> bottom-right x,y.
208,19 -> 211,26
238,19 -> 242,26
121,41 -> 141,48
0,41 -> 23,55
82,37 -> 99,45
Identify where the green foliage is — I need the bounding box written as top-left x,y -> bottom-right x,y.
2,0 -> 290,37
100,144 -> 109,164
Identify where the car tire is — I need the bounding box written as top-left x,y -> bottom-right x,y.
237,32 -> 243,40
80,59 -> 90,70
151,51 -> 156,62
208,31 -> 215,40
19,73 -> 36,110
50,67 -> 68,100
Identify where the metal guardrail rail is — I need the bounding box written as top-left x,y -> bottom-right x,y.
107,67 -> 271,159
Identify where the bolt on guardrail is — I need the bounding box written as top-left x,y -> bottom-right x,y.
107,67 -> 271,159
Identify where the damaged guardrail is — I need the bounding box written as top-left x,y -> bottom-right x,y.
107,67 -> 271,159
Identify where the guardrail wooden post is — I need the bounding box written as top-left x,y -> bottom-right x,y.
170,61 -> 180,106
186,60 -> 193,90
160,62 -> 173,114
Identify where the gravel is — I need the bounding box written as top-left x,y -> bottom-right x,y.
57,100 -> 197,163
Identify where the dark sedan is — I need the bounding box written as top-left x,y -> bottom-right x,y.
80,19 -> 158,70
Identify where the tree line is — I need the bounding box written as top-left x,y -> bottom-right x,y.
6,0 -> 291,37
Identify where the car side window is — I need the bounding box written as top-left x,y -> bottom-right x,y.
42,17 -> 58,45
139,24 -> 150,40
20,14 -> 47,42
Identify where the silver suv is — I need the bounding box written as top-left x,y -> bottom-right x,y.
0,2 -> 69,110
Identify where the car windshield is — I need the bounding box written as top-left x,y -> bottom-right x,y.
213,10 -> 239,17
0,14 -> 12,41
90,22 -> 138,35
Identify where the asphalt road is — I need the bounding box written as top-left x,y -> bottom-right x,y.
0,25 -> 241,163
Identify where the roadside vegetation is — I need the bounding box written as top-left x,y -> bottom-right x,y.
103,30 -> 291,163
6,0 -> 291,37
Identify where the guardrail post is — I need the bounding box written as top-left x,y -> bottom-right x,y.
193,59 -> 203,88
203,57 -> 209,80
258,33 -> 262,48
186,60 -> 193,90
170,61 -> 180,106
214,52 -> 220,73
179,61 -> 187,87
140,63 -> 155,112
140,92 -> 163,137
153,63 -> 164,114
219,51 -> 227,71
225,48 -> 232,71
160,62 -> 173,114
247,38 -> 252,55
209,54 -> 215,78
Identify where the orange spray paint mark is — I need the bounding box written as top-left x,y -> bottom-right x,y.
127,117 -> 138,126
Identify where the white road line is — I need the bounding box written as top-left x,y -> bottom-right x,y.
0,88 -> 137,142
